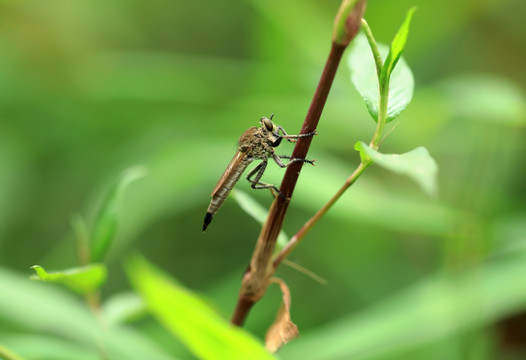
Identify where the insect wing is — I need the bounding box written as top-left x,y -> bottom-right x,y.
211,150 -> 248,197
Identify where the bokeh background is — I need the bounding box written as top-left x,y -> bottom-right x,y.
1,0 -> 525,359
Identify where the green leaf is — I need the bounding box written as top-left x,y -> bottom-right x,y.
3,335 -> 96,360
279,250 -> 526,359
231,190 -> 289,249
355,142 -> 438,197
125,255 -> 275,360
30,264 -> 107,295
380,7 -> 416,87
1,267 -> 175,360
90,165 -> 147,262
0,343 -> 26,360
348,34 -> 414,123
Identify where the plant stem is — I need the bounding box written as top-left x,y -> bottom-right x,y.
361,19 -> 383,77
281,42 -> 347,198
70,215 -> 90,266
230,42 -> 346,326
360,18 -> 388,149
274,16 -> 392,271
333,0 -> 361,45
230,0 -> 366,327
230,297 -> 256,326
273,161 -> 370,268
369,85 -> 389,149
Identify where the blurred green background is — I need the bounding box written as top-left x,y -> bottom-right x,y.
1,0 -> 526,359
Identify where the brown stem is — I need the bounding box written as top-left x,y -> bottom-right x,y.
230,295 -> 256,326
282,43 -> 346,197
230,42 -> 346,326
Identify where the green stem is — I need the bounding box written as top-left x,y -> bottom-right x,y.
70,215 -> 90,266
361,18 -> 389,149
369,81 -> 389,149
273,161 -> 370,268
361,19 -> 383,77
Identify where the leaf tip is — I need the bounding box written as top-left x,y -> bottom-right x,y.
30,265 -> 47,280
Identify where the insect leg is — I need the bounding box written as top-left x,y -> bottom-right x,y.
276,126 -> 317,143
272,153 -> 315,168
246,160 -> 284,198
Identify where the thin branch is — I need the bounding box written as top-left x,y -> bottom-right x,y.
230,42 -> 346,326
361,19 -> 383,77
230,0 -> 367,327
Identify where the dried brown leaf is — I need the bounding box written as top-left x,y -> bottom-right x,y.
265,278 -> 299,352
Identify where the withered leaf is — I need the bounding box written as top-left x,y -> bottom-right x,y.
265,278 -> 299,352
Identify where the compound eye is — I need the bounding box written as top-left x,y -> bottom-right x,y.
262,117 -> 274,132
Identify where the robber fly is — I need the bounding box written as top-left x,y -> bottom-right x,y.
202,115 -> 315,231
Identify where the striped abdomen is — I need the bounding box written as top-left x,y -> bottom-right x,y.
203,151 -> 253,231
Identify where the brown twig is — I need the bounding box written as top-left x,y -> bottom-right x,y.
230,43 -> 345,327
230,0 -> 366,327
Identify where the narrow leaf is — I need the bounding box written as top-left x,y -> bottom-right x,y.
380,7 -> 416,87
90,165 -> 147,262
231,190 -> 289,249
265,278 -> 299,353
126,255 -> 275,360
30,264 -> 107,295
355,142 -> 438,197
348,34 -> 414,123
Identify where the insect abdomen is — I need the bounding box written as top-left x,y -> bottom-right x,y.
203,158 -> 251,231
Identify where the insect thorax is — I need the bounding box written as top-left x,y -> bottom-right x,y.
239,128 -> 274,160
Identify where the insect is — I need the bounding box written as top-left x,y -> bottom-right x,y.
202,115 -> 315,231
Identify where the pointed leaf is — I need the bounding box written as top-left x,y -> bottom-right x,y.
348,34 -> 414,123
90,166 -> 147,262
265,279 -> 299,353
126,255 -> 275,360
380,7 -> 416,87
30,264 -> 107,295
355,142 -> 438,197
